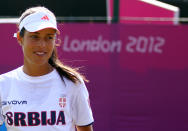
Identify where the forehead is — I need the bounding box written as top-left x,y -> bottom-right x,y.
26,28 -> 57,35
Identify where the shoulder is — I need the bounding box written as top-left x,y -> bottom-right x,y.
63,74 -> 86,87
0,67 -> 21,88
0,67 -> 20,81
0,67 -> 21,97
63,77 -> 90,106
63,75 -> 88,94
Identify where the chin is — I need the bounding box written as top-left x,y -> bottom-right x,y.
29,59 -> 49,66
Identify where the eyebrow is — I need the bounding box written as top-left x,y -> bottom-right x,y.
47,33 -> 56,35
31,32 -> 55,35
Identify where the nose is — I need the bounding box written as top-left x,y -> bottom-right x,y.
38,39 -> 46,47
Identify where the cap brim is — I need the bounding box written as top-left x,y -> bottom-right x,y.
24,21 -> 60,34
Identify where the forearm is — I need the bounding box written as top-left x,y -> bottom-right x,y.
76,125 -> 93,131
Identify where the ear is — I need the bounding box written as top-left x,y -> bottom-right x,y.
55,38 -> 61,47
17,32 -> 23,46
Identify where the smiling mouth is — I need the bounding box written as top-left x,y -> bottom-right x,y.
34,51 -> 47,56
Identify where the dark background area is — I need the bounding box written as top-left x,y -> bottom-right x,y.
0,0 -> 187,23
158,0 -> 188,23
0,0 -> 106,22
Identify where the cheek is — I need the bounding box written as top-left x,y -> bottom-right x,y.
48,43 -> 55,52
22,42 -> 34,54
21,40 -> 37,58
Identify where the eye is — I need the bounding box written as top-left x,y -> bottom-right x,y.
48,36 -> 53,39
30,35 -> 39,39
47,36 -> 56,40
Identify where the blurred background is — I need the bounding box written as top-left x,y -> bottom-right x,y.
0,0 -> 106,22
0,0 -> 188,131
0,0 -> 188,23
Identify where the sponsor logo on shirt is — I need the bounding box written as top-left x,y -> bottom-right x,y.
2,100 -> 27,106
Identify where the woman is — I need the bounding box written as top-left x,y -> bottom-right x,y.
0,6 -> 94,131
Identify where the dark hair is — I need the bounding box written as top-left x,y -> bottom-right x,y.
18,7 -> 88,84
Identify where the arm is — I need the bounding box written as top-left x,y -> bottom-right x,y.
76,125 -> 93,131
72,81 -> 94,131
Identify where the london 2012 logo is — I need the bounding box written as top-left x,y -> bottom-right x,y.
59,95 -> 66,108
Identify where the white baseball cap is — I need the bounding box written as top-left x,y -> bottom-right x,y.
15,11 -> 59,37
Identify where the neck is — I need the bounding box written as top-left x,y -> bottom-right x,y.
23,62 -> 53,76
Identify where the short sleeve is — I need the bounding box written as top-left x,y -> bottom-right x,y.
72,81 -> 94,126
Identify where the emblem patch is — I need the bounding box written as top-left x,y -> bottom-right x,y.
59,96 -> 66,108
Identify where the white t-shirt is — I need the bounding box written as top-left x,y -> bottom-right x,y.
0,66 -> 94,131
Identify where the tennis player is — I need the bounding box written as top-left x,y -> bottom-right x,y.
0,6 -> 94,131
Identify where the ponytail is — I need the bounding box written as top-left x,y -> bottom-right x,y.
48,47 -> 88,84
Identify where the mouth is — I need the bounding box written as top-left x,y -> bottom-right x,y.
34,51 -> 47,56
